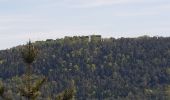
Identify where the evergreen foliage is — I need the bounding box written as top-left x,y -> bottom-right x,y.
0,36 -> 170,99
21,40 -> 37,64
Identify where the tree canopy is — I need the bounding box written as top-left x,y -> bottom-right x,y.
0,35 -> 170,99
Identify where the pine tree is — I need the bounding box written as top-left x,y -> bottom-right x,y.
20,40 -> 46,100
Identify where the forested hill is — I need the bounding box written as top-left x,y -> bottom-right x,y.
1,35 -> 170,99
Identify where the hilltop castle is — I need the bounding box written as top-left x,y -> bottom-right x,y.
64,35 -> 102,42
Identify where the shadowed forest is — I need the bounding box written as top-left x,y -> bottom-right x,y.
0,35 -> 170,100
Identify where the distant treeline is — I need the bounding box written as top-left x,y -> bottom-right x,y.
0,35 -> 170,99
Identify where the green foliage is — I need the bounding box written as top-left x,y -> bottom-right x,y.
56,81 -> 76,100
0,80 -> 4,97
21,40 -> 37,64
20,40 -> 46,100
0,80 -> 12,100
56,88 -> 76,100
19,76 -> 46,100
0,36 -> 170,99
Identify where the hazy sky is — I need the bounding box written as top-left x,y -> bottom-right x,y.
0,0 -> 170,49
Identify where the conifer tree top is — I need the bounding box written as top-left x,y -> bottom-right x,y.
22,40 -> 37,64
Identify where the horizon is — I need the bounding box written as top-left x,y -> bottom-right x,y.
0,34 -> 169,50
0,0 -> 170,49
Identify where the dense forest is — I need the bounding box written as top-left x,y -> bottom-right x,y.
0,35 -> 170,99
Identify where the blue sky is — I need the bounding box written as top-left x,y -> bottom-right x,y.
0,0 -> 170,49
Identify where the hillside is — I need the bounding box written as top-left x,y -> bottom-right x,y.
0,35 -> 170,99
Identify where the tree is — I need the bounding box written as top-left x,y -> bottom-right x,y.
0,80 -> 12,100
56,80 -> 76,100
20,40 -> 46,100
0,39 -> 77,99
0,80 -> 5,99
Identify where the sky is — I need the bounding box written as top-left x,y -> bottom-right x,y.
0,0 -> 170,49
